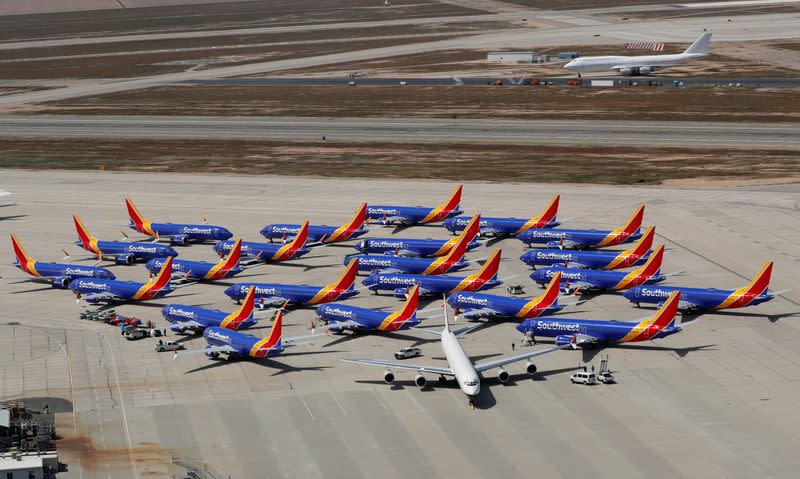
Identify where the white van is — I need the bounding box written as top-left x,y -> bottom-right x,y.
570,371 -> 597,385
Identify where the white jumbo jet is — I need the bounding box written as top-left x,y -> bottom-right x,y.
342,299 -> 576,399
564,32 -> 712,76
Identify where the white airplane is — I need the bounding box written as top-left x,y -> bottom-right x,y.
564,32 -> 712,76
0,189 -> 10,197
342,299 -> 576,399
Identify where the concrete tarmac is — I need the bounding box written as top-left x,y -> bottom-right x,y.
0,115 -> 798,149
1,170 -> 799,478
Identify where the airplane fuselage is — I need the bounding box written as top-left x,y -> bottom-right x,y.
345,253 -> 469,275
204,327 -> 282,359
362,272 -> 502,297
146,257 -> 241,280
161,304 -> 254,333
224,283 -> 358,305
214,240 -> 309,262
14,261 -> 115,287
366,205 -> 463,225
520,249 -> 650,270
447,292 -> 562,320
76,239 -> 178,263
564,52 -> 706,74
260,223 -> 368,243
130,222 -> 232,244
516,317 -> 680,343
623,285 -> 772,310
517,228 -> 641,249
443,216 -> 560,236
354,238 -> 480,257
530,266 -> 664,291
441,330 -> 481,396
315,304 -> 419,332
69,278 -> 173,302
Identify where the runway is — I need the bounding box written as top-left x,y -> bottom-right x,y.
1,170 -> 799,478
0,115 -> 798,148
0,11 -> 797,108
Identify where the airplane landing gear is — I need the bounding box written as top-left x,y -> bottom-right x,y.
439,375 -> 447,385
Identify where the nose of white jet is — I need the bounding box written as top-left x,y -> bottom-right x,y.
564,60 -> 577,71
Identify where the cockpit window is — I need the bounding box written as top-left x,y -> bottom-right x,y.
465,379 -> 478,386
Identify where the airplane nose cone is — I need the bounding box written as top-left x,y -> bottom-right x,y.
223,285 -> 237,298
220,229 -> 233,240
564,60 -> 576,70
530,270 -> 544,283
259,226 -> 270,237
213,242 -> 226,256
165,247 -> 179,258
623,289 -> 637,302
361,275 -> 376,286
515,322 -> 527,333
354,240 -> 366,253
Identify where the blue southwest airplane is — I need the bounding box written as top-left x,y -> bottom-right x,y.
174,309 -> 322,362
517,205 -> 645,249
70,256 -> 174,304
11,234 -> 115,288
623,261 -> 778,312
146,238 -> 243,282
362,249 -> 503,299
520,226 -> 655,270
225,259 -> 360,307
530,245 -> 665,293
73,214 -> 178,264
447,271 -> 565,321
353,236 -> 481,258
214,221 -> 310,263
316,285 -> 421,334
260,203 -> 368,244
348,214 -> 481,275
516,291 -> 682,348
125,198 -> 233,245
162,286 -> 257,334
366,184 -> 463,226
443,194 -> 561,237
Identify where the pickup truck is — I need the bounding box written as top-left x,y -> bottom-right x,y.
155,340 -> 185,352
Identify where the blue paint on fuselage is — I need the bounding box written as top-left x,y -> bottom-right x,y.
145,257 -> 241,280
516,228 -> 642,248
362,273 -> 501,296
623,286 -> 772,309
315,304 -> 419,331
129,222 -> 232,243
203,327 -> 282,358
224,283 -> 358,305
76,240 -> 178,262
530,267 -> 664,290
214,240 -> 310,260
443,216 -> 560,235
447,292 -> 562,320
14,261 -> 115,284
69,278 -> 173,302
354,238 -> 480,257
345,254 -> 469,275
161,304 -> 255,333
515,317 -> 680,343
260,224 -> 368,243
520,249 -> 650,269
366,206 -> 463,225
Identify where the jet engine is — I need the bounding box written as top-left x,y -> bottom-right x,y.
393,288 -> 410,299
115,254 -> 134,265
638,66 -> 652,75
619,67 -> 633,76
383,369 -> 395,384
497,368 -> 510,383
52,276 -> 70,288
172,235 -> 190,246
526,360 -> 537,375
414,373 -> 427,387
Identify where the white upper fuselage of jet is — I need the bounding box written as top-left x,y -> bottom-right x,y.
440,328 -> 481,396
564,52 -> 706,73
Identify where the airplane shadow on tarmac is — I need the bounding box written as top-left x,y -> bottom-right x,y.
681,309 -> 800,324
184,350 -> 339,375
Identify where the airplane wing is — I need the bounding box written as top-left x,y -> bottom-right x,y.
323,320 -> 364,332
473,339 -> 575,374
282,331 -> 327,347
479,227 -> 504,237
558,239 -> 587,249
255,297 -> 291,309
81,291 -> 123,303
380,215 -> 412,225
341,358 -> 454,376
174,344 -> 237,358
461,307 -> 504,320
169,320 -> 206,332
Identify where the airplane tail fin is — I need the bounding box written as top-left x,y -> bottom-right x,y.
741,261 -> 774,296
540,271 -> 562,309
649,291 -> 681,331
287,220 -> 309,250
147,256 -> 173,291
532,194 -> 560,227
217,238 -> 242,270
222,286 -> 256,330
620,204 -> 645,236
263,309 -> 283,349
438,184 -> 463,214
72,214 -> 96,249
10,234 -> 34,266
125,198 -> 149,232
442,214 -> 480,264
626,225 -> 655,257
343,202 -> 367,231
469,249 -> 502,283
327,259 -> 359,292
387,285 -> 420,328
684,32 -> 712,55
632,244 -> 664,278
